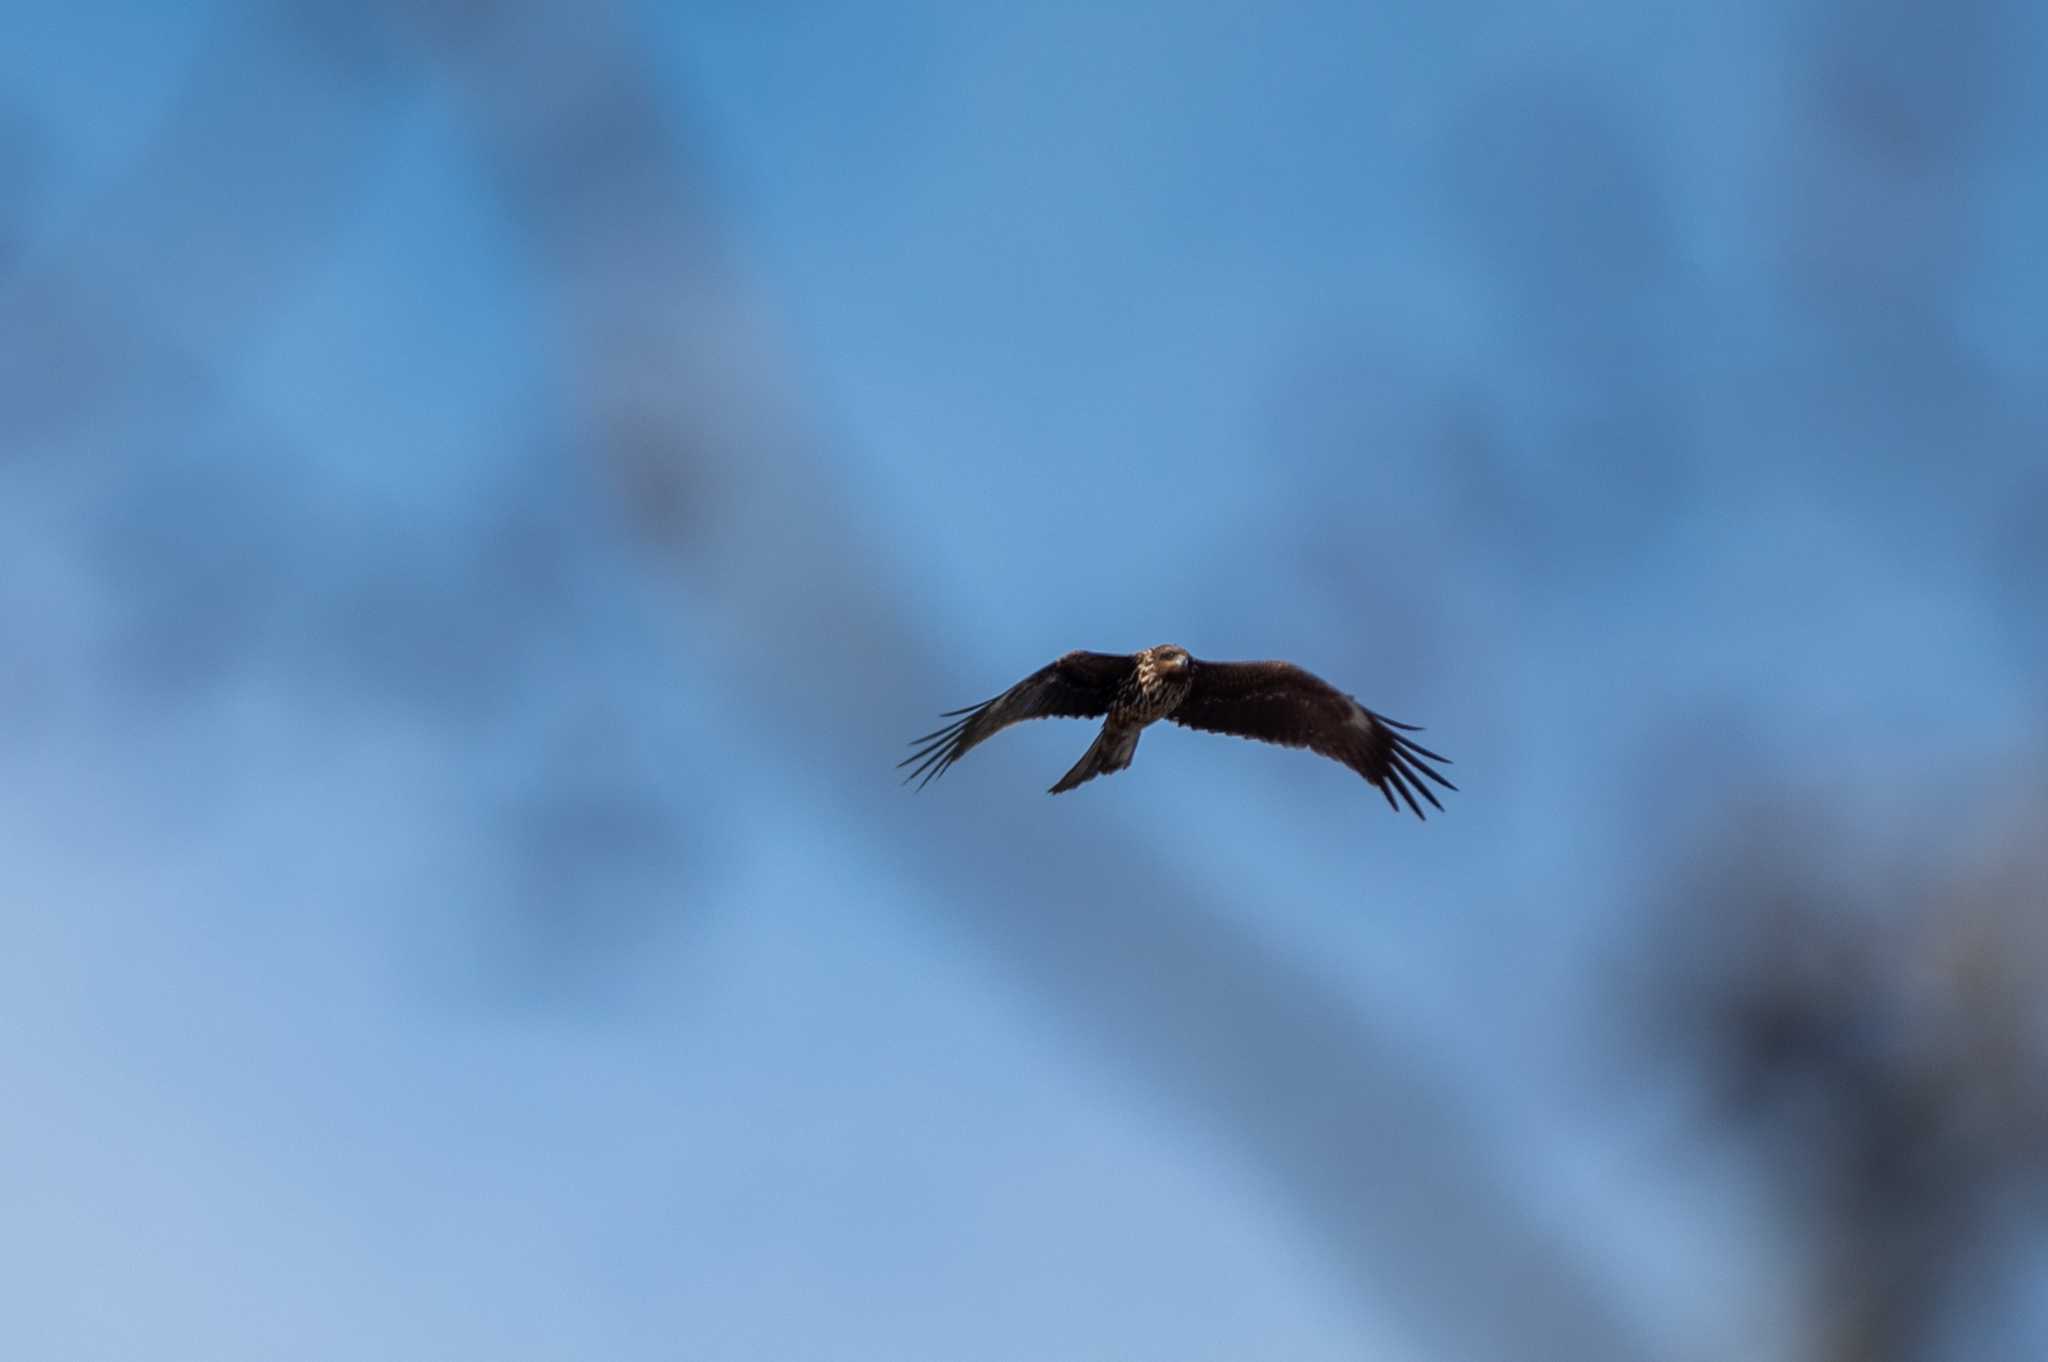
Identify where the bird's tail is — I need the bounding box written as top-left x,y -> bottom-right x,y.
1049,723 -> 1141,794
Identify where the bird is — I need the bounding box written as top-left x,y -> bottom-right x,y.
900,645 -> 1455,818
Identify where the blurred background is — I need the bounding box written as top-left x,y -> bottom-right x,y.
4,1 -> 2044,1358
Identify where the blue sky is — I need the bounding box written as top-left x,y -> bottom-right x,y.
4,1 -> 2044,1358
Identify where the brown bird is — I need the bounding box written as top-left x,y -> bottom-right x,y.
901,645 -> 1455,818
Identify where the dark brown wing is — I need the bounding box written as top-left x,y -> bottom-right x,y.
900,651 -> 1136,789
1170,659 -> 1456,818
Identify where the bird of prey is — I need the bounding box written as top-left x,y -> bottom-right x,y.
901,645 -> 1455,818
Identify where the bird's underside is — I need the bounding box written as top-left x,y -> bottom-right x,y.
900,644 -> 1456,818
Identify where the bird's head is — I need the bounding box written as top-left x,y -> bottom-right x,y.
1148,644 -> 1191,674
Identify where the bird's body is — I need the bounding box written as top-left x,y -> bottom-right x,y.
1054,645 -> 1197,792
902,644 -> 1455,817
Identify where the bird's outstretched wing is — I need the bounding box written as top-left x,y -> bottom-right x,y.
1171,659 -> 1456,818
901,651 -> 1136,789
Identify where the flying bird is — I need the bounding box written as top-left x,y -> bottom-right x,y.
901,645 -> 1455,818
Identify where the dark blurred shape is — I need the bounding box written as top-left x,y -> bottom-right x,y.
75,2 -> 401,349
0,0 -> 707,985
1646,784 -> 2048,1361
1440,80 -> 1672,321
0,104 -> 41,277
387,0 -> 742,561
96,442 -> 303,704
1760,0 -> 2026,509
495,704 -> 695,997
1432,76 -> 1692,578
